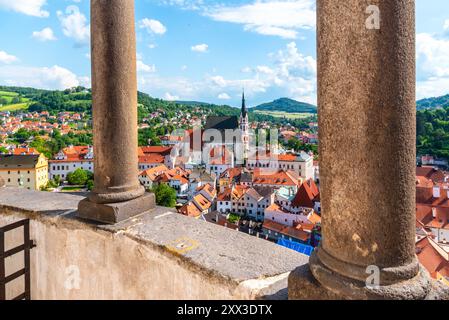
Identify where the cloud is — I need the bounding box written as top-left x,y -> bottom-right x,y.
32,27 -> 57,42
158,0 -> 204,10
164,92 -> 180,101
139,18 -> 167,35
0,0 -> 49,18
0,51 -> 18,64
218,93 -> 231,100
416,25 -> 449,99
205,0 -> 316,39
137,41 -> 317,103
57,6 -> 90,45
191,44 -> 209,53
137,60 -> 156,73
0,65 -> 89,90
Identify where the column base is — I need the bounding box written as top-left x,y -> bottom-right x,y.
289,250 -> 438,300
78,192 -> 156,224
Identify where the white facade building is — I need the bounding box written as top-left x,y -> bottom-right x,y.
49,146 -> 94,180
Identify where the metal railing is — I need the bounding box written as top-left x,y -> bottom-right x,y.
0,219 -> 36,300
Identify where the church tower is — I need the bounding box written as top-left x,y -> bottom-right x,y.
240,91 -> 250,162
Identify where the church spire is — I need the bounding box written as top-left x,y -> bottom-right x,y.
241,90 -> 247,118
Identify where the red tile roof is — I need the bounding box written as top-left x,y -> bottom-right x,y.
50,145 -> 91,162
292,179 -> 320,208
138,154 -> 165,164
416,237 -> 449,280
253,169 -> 300,187
138,146 -> 173,156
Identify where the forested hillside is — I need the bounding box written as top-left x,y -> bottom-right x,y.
417,106 -> 449,160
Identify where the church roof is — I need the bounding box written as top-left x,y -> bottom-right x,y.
204,116 -> 239,131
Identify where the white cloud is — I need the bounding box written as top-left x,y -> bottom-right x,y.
32,27 -> 57,42
0,0 -> 49,18
416,28 -> 449,99
139,18 -> 167,35
256,65 -> 274,74
205,0 -> 316,39
164,92 -> 179,101
0,65 -> 89,90
159,0 -> 204,10
138,41 -> 317,103
218,93 -> 231,100
0,51 -> 18,64
57,6 -> 90,45
137,60 -> 156,73
191,44 -> 209,53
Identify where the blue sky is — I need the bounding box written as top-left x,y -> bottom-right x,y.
0,0 -> 448,107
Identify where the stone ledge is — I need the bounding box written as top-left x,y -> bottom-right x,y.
0,187 -> 309,300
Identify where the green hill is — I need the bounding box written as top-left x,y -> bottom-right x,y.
251,98 -> 317,114
417,94 -> 449,111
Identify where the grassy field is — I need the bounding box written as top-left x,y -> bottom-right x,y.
0,90 -> 30,112
254,110 -> 315,119
0,91 -> 18,97
0,102 -> 29,112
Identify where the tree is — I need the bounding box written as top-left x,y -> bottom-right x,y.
67,169 -> 89,186
152,183 -> 177,208
86,179 -> 94,191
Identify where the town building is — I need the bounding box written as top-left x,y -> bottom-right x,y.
49,145 -> 94,180
252,168 -> 301,193
0,150 -> 48,190
138,146 -> 176,170
247,151 -> 314,181
138,164 -> 168,190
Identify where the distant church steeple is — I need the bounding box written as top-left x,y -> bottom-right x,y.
241,90 -> 247,118
239,89 -> 249,163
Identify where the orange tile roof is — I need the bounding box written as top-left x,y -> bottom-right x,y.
197,183 -> 216,199
220,167 -> 242,180
292,179 -> 320,208
231,184 -> 250,200
416,237 -> 449,280
253,169 -> 300,187
11,147 -> 39,155
50,145 -> 91,162
179,203 -> 202,218
193,193 -> 212,211
217,188 -> 232,201
138,146 -> 173,156
263,220 -> 310,242
140,165 -> 169,180
139,154 -> 165,164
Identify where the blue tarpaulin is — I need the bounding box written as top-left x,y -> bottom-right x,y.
277,238 -> 314,256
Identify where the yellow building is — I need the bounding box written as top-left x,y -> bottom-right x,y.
0,153 -> 49,190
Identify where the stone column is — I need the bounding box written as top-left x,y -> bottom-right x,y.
290,0 -> 431,299
78,0 -> 155,224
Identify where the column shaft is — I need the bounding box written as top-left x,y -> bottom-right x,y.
89,0 -> 143,203
311,0 -> 430,299
78,0 -> 155,224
